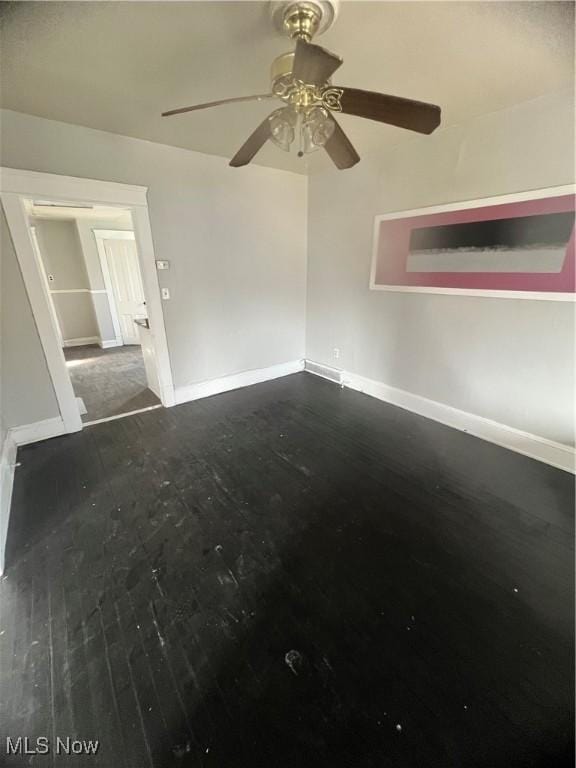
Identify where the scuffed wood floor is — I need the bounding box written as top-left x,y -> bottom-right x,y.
1,372 -> 573,767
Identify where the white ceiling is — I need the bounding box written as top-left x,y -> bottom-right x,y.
1,1 -> 573,175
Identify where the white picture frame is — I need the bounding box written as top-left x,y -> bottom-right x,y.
369,184 -> 576,301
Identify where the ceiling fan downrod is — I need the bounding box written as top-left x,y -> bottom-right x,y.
282,2 -> 322,41
271,0 -> 340,41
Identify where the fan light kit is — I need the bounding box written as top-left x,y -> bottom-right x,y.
162,0 -> 441,169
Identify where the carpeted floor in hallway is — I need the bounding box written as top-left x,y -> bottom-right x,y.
64,344 -> 160,422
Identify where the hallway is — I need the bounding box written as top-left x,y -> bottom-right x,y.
64,344 -> 160,422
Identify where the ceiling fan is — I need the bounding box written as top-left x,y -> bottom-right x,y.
161,0 -> 441,169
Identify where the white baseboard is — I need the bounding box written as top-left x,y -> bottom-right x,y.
0,432 -> 18,575
304,360 -> 343,384
175,359 -> 305,406
100,338 -> 122,349
63,336 -> 100,348
9,416 -> 67,447
305,361 -> 575,474
1,415 -> 72,571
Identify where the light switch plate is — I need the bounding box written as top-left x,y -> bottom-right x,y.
161,288 -> 171,300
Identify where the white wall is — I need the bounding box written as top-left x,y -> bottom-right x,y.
32,218 -> 99,344
1,90 -> 573,447
306,89 -> 575,446
0,109 -> 307,426
34,219 -> 89,289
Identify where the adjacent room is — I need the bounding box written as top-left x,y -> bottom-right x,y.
26,199 -> 161,423
0,2 -> 574,767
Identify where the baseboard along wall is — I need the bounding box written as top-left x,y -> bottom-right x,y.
305,360 -> 575,474
100,339 -> 123,349
0,432 -> 18,575
62,336 -> 100,348
63,337 -> 121,349
9,416 -> 67,447
174,359 -> 305,405
0,416 -> 67,574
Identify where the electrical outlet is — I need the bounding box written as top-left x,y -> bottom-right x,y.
161,288 -> 171,300
48,274 -> 55,282
156,260 -> 170,270
333,347 -> 340,359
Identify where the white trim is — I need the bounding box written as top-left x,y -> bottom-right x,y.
99,339 -> 123,349
1,193 -> 83,433
9,416 -> 67,447
49,288 -> 107,294
368,285 -> 576,301
0,168 -> 176,432
51,288 -> 90,293
130,209 -> 175,406
305,362 -> 575,474
93,229 -> 135,241
175,360 -> 305,406
0,167 -> 147,207
0,433 -> 18,576
83,403 -> 163,427
63,336 -> 100,348
304,360 -> 343,384
93,230 -> 127,346
373,186 -> 575,223
29,224 -> 64,347
369,184 -> 576,301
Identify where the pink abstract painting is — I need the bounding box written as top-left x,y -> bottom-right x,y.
372,190 -> 575,297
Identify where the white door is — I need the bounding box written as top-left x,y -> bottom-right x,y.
103,238 -> 147,345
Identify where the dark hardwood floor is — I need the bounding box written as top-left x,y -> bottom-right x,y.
1,372 -> 573,767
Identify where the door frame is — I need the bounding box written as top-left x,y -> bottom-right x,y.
93,229 -> 137,347
28,223 -> 65,348
0,167 -> 176,435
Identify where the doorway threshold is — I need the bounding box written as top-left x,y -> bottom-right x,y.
83,403 -> 163,427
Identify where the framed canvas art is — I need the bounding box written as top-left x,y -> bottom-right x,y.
370,185 -> 575,300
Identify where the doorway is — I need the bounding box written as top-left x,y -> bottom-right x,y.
27,203 -> 162,423
1,168 -> 175,434
95,230 -> 147,345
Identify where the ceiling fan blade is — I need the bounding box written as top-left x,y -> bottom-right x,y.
324,117 -> 360,169
336,87 -> 441,134
229,115 -> 272,167
162,93 -> 274,117
292,38 -> 342,85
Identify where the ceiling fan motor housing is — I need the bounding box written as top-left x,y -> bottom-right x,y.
270,51 -> 338,113
270,52 -> 296,83
269,0 -> 340,41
